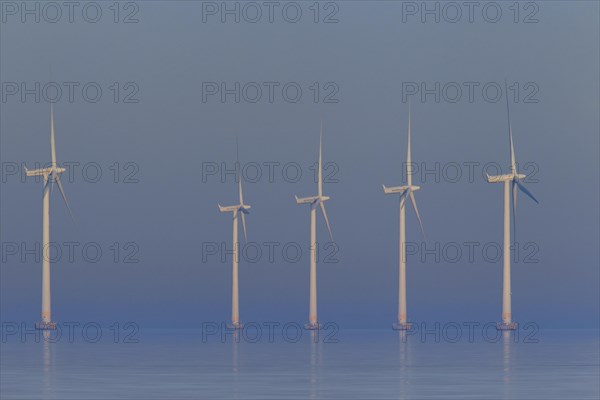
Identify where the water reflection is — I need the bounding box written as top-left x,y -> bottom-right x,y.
2,328 -> 595,399
231,330 -> 240,400
398,331 -> 412,400
309,330 -> 321,399
232,330 -> 240,373
42,335 -> 53,399
502,331 -> 513,400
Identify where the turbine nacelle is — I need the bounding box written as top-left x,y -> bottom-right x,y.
218,204 -> 251,213
382,184 -> 420,195
486,173 -> 526,183
295,195 -> 330,205
219,137 -> 251,241
24,166 -> 66,177
296,124 -> 334,241
382,103 -> 425,237
23,104 -> 75,225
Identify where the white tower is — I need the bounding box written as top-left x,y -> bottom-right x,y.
25,104 -> 74,330
219,139 -> 250,329
487,82 -> 539,330
295,122 -> 333,330
383,105 -> 425,330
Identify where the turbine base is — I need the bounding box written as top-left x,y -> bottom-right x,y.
227,322 -> 244,330
392,322 -> 413,331
496,322 -> 517,331
35,321 -> 57,331
304,322 -> 322,330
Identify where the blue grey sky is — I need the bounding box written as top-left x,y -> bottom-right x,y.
1,2 -> 598,328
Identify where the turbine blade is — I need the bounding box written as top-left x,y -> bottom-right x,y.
515,179 -> 539,204
399,188 -> 409,209
240,210 -> 247,242
406,103 -> 412,186
50,103 -> 57,167
510,128 -> 516,175
236,136 -> 240,164
319,201 -> 333,241
42,175 -> 51,196
50,170 -> 55,195
318,121 -> 323,197
505,80 -> 516,175
56,175 -> 75,224
236,137 -> 244,205
409,191 -> 425,237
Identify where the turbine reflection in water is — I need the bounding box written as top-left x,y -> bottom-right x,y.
309,330 -> 322,399
397,331 -> 412,400
502,331 -> 513,400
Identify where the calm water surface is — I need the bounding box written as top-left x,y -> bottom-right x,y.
1,329 -> 598,399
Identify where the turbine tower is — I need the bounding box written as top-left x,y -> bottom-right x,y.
24,104 -> 74,331
295,122 -> 333,330
383,104 -> 424,331
218,138 -> 250,330
487,82 -> 539,331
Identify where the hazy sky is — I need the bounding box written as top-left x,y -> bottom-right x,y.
1,1 -> 598,328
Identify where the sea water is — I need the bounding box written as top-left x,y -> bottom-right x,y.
1,328 -> 598,399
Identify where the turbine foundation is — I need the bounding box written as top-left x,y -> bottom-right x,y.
227,321 -> 244,330
36,321 -> 57,330
496,322 -> 517,331
392,322 -> 413,331
304,322 -> 322,330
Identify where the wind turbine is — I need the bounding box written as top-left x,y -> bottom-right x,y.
383,104 -> 424,331
295,121 -> 333,330
24,104 -> 74,331
487,81 -> 539,331
218,138 -> 250,329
